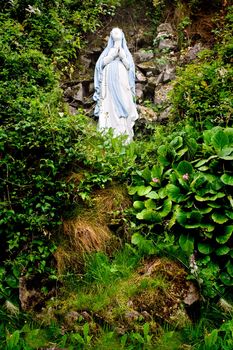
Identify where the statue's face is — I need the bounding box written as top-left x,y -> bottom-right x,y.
111,28 -> 122,42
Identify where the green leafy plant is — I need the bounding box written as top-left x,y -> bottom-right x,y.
129,126 -> 233,297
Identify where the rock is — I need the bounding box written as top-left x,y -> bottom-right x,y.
79,55 -> 91,69
64,83 -> 85,102
137,61 -> 160,75
137,105 -> 158,122
158,38 -> 177,51
154,83 -> 173,105
146,71 -> 153,77
179,42 -> 205,64
73,83 -> 84,102
68,105 -> 77,115
183,282 -> 200,306
136,69 -> 147,83
136,83 -> 144,100
163,64 -> 176,82
158,106 -> 172,121
64,86 -> 73,99
81,311 -> 92,322
145,77 -> 158,94
64,311 -> 80,325
89,82 -> 94,93
134,49 -> 154,63
156,72 -> 164,85
157,23 -> 174,35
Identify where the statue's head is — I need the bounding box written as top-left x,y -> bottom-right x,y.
111,27 -> 123,42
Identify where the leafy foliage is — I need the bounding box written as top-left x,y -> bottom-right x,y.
0,0 -> 127,306
129,126 -> 233,297
171,5 -> 233,128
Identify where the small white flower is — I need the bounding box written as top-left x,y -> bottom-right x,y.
189,253 -> 198,274
26,5 -> 41,15
218,67 -> 227,78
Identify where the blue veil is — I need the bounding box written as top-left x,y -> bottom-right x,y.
93,29 -> 136,118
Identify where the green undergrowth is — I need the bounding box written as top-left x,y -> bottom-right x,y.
1,247 -> 233,349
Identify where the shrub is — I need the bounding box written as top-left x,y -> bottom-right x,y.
129,126 -> 233,297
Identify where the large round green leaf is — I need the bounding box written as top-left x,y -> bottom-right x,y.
194,155 -> 217,168
216,246 -> 230,256
226,261 -> 233,278
145,199 -> 157,209
136,209 -> 161,223
151,164 -> 164,179
145,191 -> 159,199
195,192 -> 225,202
179,234 -> 194,255
128,186 -> 138,195
170,136 -> 183,150
198,207 -> 212,214
212,130 -> 229,150
176,210 -> 188,225
133,201 -> 145,210
220,174 -> 233,186
198,223 -> 215,232
216,225 -> 233,244
198,243 -> 214,254
158,187 -> 167,199
220,272 -> 233,286
137,186 -> 152,196
225,210 -> 233,220
176,160 -> 193,175
218,147 -> 233,160
141,167 -> 152,182
160,199 -> 172,217
166,184 -> 187,203
211,212 -> 228,224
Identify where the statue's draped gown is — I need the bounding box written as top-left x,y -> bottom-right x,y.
93,32 -> 138,142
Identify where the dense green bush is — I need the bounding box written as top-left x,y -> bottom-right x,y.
129,126 -> 233,297
0,0 -> 120,66
0,0 -> 128,306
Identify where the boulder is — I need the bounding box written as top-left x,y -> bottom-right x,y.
154,83 -> 173,105
137,61 -> 161,75
136,83 -> 144,101
145,77 -> 158,94
134,49 -> 154,63
158,106 -> 172,121
73,83 -> 84,102
179,42 -> 206,64
64,86 -> 74,99
79,55 -> 92,70
163,64 -> 176,83
137,105 -> 158,122
157,23 -> 174,35
158,38 -> 177,51
68,105 -> 77,116
136,69 -> 147,83
89,82 -> 95,94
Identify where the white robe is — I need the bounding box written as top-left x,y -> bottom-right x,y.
97,58 -> 138,143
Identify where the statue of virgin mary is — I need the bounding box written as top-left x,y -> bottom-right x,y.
93,28 -> 138,143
